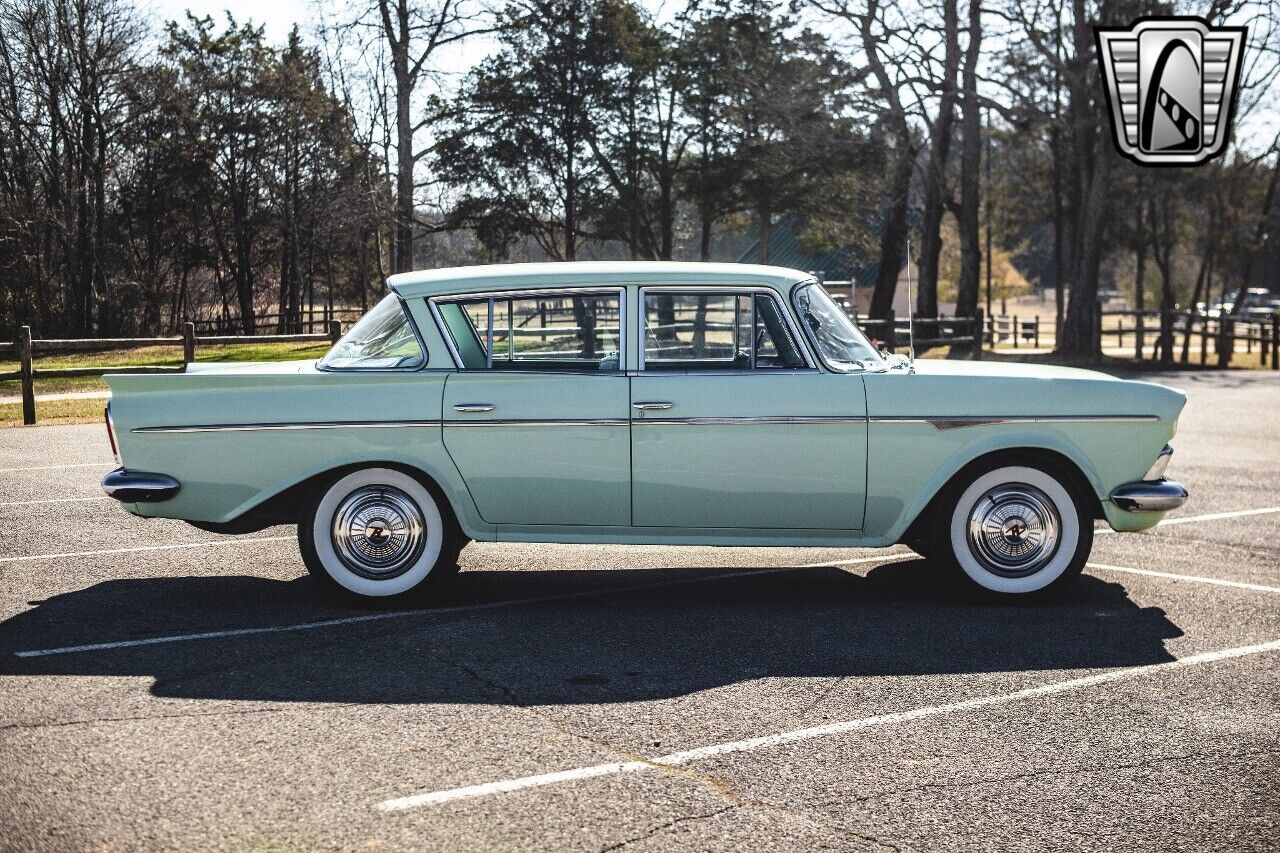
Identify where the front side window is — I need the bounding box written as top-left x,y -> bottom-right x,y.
642,291 -> 806,371
436,291 -> 622,371
319,294 -> 425,370
792,282 -> 882,371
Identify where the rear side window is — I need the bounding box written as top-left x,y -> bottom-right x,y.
436,291 -> 622,372
319,295 -> 425,370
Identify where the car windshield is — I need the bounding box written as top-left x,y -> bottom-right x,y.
319,294 -> 424,369
793,283 -> 883,371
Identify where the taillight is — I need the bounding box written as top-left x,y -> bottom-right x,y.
104,404 -> 121,467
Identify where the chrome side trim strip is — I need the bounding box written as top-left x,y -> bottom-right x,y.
870,414 -> 1160,430
444,418 -> 630,427
134,420 -> 444,434
135,413 -> 1157,434
633,415 -> 864,426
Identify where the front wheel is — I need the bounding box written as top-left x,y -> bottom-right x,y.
929,463 -> 1092,600
299,467 -> 460,601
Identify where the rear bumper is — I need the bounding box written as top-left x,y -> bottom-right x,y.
1110,479 -> 1189,513
102,468 -> 181,503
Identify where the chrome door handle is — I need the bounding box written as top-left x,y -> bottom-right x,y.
453,403 -> 494,413
632,401 -> 673,411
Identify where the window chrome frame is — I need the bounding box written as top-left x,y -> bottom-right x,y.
428,286 -> 627,373
636,285 -> 815,373
316,294 -> 430,373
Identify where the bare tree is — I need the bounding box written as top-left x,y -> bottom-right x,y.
328,0 -> 491,273
809,0 -> 914,319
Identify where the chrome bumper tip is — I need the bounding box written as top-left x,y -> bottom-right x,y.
1111,479 -> 1188,513
102,468 -> 180,503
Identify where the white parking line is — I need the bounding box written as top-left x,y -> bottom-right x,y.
14,553 -> 916,658
375,637 -> 1280,811
0,496 -> 108,508
0,462 -> 111,473
0,536 -> 293,565
1157,506 -> 1280,526
1088,562 -> 1280,594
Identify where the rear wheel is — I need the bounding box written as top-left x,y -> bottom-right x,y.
299,467 -> 461,601
929,463 -> 1092,600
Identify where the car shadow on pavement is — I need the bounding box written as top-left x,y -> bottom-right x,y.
0,559 -> 1183,706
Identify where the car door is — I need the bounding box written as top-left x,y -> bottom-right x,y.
630,288 -> 867,530
436,288 -> 631,527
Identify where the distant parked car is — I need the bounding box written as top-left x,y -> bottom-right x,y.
1200,287 -> 1280,320
102,262 -> 1188,601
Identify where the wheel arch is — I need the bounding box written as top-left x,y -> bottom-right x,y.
898,446 -> 1103,547
188,460 -> 475,538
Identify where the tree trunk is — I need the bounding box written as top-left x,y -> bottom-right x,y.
1056,0 -> 1111,360
954,0 -> 983,327
869,149 -> 911,319
392,0 -> 414,273
758,204 -> 772,264
1134,201 -> 1146,358
1180,200 -> 1217,363
916,0 -> 960,317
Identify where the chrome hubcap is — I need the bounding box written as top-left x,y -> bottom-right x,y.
330,486 -> 427,579
966,483 -> 1061,577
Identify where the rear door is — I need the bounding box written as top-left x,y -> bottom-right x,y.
630,288 -> 868,530
437,288 -> 631,527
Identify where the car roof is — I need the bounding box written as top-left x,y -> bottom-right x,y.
386,261 -> 813,299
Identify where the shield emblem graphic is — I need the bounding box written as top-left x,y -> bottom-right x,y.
1096,17 -> 1246,166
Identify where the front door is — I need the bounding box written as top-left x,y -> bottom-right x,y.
630,289 -> 867,530
438,289 -> 631,526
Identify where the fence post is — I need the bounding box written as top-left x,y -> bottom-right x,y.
328,320 -> 342,344
1095,303 -> 1105,360
1135,311 -> 1145,361
1034,315 -> 1040,349
18,326 -> 35,426
884,309 -> 896,354
1200,316 -> 1209,365
1158,306 -> 1172,366
1272,315 -> 1279,370
1218,318 -> 1232,369
973,308 -> 984,360
182,322 -> 196,369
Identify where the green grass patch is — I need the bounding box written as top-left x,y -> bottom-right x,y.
0,341 -> 332,398
0,397 -> 106,427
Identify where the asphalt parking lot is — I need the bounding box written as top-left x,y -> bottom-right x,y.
1,370 -> 1277,851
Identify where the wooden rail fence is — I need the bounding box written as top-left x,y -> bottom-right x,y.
854,312 -> 985,357
1,321 -> 342,425
1097,308 -> 1280,369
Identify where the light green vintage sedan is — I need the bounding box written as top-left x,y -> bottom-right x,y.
102,262 -> 1188,601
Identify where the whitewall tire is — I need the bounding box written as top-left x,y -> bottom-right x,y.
931,463 -> 1092,599
299,467 -> 459,600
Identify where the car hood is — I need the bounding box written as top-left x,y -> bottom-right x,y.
905,359 -> 1122,382
863,358 -> 1186,425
